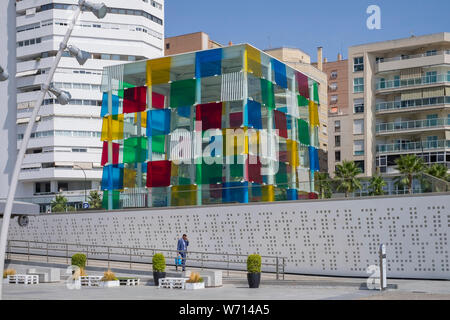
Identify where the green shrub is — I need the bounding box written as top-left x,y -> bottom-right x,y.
152,253 -> 166,272
247,254 -> 261,273
71,253 -> 87,269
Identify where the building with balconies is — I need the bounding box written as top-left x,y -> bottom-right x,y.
347,32 -> 450,176
14,0 -> 165,211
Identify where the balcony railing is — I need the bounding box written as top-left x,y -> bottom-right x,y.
376,96 -> 450,112
376,140 -> 450,154
376,73 -> 450,91
376,50 -> 450,64
376,118 -> 450,133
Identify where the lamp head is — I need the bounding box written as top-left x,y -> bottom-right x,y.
83,1 -> 108,19
48,84 -> 72,105
67,45 -> 91,65
0,66 -> 8,82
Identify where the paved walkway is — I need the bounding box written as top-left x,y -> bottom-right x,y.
3,261 -> 450,300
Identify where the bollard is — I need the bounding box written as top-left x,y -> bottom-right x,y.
379,244 -> 387,291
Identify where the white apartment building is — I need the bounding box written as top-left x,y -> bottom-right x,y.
344,32 -> 450,176
14,0 -> 164,211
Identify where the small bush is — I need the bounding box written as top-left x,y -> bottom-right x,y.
101,270 -> 118,282
152,253 -> 166,272
3,269 -> 16,279
186,272 -> 203,283
247,254 -> 261,273
71,253 -> 87,269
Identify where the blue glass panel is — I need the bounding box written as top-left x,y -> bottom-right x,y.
272,59 -> 288,89
287,189 -> 298,200
147,109 -> 171,136
101,164 -> 124,190
177,106 -> 191,118
247,99 -> 262,129
101,92 -> 119,117
222,181 -> 249,203
195,48 -> 223,78
308,146 -> 320,172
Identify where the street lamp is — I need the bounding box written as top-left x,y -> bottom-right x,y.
0,0 -> 108,299
47,84 -> 72,105
64,44 -> 91,66
0,65 -> 8,82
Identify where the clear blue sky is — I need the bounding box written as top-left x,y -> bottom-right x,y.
165,0 -> 450,61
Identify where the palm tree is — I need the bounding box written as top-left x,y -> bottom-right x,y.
316,172 -> 332,199
88,191 -> 103,209
368,174 -> 386,196
394,154 -> 425,194
51,194 -> 68,212
426,164 -> 449,181
334,161 -> 362,197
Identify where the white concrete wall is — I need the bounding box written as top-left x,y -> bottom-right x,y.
3,194 -> 450,279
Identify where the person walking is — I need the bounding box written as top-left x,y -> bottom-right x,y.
177,234 -> 189,272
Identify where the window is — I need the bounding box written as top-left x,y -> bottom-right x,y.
426,71 -> 437,84
354,98 -> 364,113
353,57 -> 364,72
353,119 -> 364,135
354,140 -> 364,156
335,151 -> 341,162
329,82 -> 337,91
335,135 -> 341,147
354,160 -> 365,173
334,120 -> 341,133
426,50 -> 437,56
330,95 -> 338,104
330,71 -> 338,79
353,78 -> 364,93
166,43 -> 170,50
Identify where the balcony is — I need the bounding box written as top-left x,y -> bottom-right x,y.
376,96 -> 450,113
376,140 -> 450,154
375,73 -> 450,92
376,50 -> 450,73
376,118 -> 450,134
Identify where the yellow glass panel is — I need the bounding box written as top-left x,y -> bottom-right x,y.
223,128 -> 248,156
246,45 -> 262,78
308,101 -> 320,127
146,57 -> 172,86
262,185 -> 275,202
123,168 -> 136,188
171,162 -> 178,176
287,140 -> 299,167
134,111 -> 147,128
171,185 -> 197,206
101,114 -> 124,141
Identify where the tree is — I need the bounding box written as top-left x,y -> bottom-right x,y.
368,174 -> 386,196
51,194 -> 68,212
394,154 -> 425,194
334,161 -> 362,197
426,164 -> 449,181
316,172 -> 332,199
88,190 -> 103,209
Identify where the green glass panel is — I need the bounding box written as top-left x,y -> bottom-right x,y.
102,190 -> 120,209
275,162 -> 288,185
118,82 -> 136,99
170,79 -> 196,108
196,163 -> 222,185
152,135 -> 166,154
298,119 -> 310,146
297,95 -> 309,107
178,177 -> 191,185
313,82 -> 319,104
260,79 -> 275,109
123,137 -> 148,163
230,156 -> 244,177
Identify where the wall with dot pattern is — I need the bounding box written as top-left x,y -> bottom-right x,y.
4,194 -> 449,279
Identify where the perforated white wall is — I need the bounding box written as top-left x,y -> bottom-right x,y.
4,194 -> 450,279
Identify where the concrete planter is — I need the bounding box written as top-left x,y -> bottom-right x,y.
185,282 -> 205,290
99,280 -> 120,288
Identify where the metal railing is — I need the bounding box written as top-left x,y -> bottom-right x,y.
376,74 -> 450,91
376,140 -> 450,154
376,50 -> 450,64
376,118 -> 450,133
376,96 -> 450,113
6,239 -> 286,280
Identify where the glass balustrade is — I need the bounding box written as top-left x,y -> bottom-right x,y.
376,118 -> 448,133
376,73 -> 450,90
376,140 -> 450,153
376,96 -> 450,112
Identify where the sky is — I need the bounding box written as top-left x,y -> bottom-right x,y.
165,0 -> 450,62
